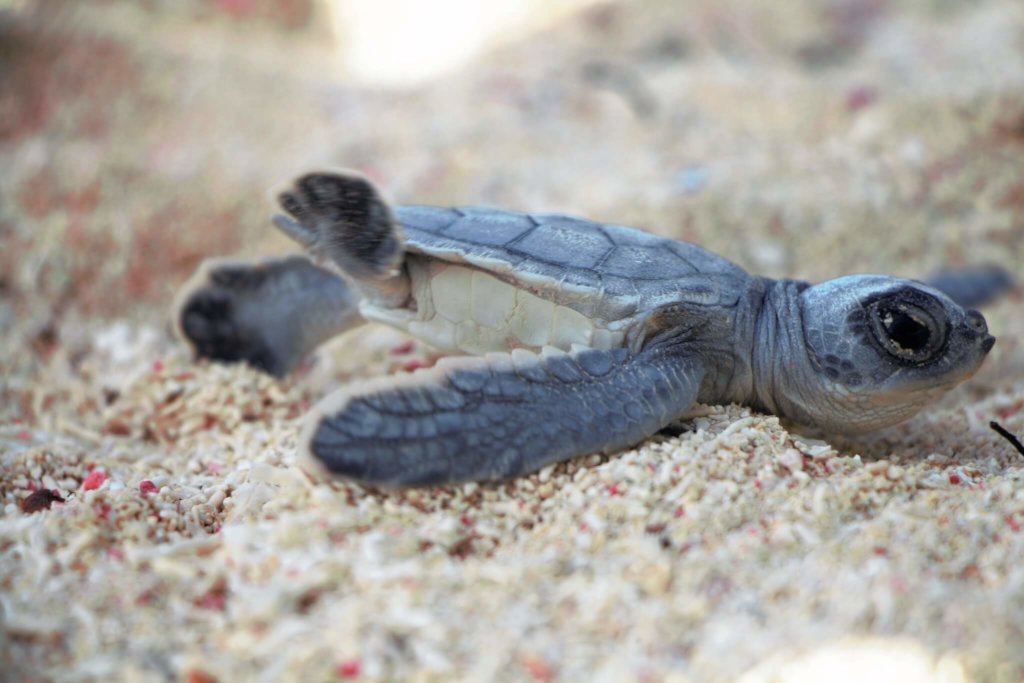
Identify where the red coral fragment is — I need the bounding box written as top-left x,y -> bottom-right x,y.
389,341 -> 415,355
194,592 -> 226,611
215,0 -> 255,17
522,655 -> 556,682
846,86 -> 877,112
998,405 -> 1020,420
96,503 -> 113,520
103,419 -> 132,436
139,480 -> 158,495
185,669 -> 218,683
82,470 -> 108,491
20,489 -> 65,513
336,660 -> 361,679
948,473 -> 962,485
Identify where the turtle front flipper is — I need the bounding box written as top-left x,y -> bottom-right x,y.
300,346 -> 705,487
924,264 -> 1014,308
174,255 -> 364,377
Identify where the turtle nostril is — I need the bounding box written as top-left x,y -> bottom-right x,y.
966,310 -> 988,334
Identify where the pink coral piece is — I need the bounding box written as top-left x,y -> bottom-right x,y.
82,470 -> 108,491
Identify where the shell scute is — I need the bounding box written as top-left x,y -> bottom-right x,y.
394,205 -> 747,321
601,244 -> 697,279
444,212 -> 536,246
511,221 -> 613,270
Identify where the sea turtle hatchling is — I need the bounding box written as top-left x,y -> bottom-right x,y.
175,171 -> 1008,487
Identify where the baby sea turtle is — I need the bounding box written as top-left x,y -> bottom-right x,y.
175,171 -> 1007,487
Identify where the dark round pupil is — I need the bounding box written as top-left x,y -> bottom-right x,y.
883,308 -> 930,351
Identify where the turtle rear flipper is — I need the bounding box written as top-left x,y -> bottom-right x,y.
924,264 -> 1014,308
300,345 -> 705,487
174,255 -> 363,377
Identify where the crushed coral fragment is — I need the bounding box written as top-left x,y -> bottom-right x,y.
388,340 -> 415,355
82,470 -> 108,491
399,359 -> 431,372
184,669 -> 218,683
335,660 -> 361,679
20,489 -> 65,513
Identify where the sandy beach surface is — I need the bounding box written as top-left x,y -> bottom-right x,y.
2,1 -> 1024,680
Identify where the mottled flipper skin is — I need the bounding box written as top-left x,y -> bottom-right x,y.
302,345 -> 704,486
175,255 -> 363,377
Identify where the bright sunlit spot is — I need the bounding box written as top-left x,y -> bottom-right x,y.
322,0 -> 602,84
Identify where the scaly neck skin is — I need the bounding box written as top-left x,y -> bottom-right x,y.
746,277 -> 820,426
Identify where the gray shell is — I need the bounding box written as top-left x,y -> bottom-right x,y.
396,205 -> 749,321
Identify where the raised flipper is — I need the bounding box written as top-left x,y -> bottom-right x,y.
924,264 -> 1014,308
273,171 -> 411,311
299,345 -> 705,487
174,255 -> 363,377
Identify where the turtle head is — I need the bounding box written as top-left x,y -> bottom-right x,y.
783,275 -> 995,433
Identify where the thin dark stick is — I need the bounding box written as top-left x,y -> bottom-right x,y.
990,421 -> 1024,457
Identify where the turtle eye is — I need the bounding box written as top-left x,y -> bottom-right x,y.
867,293 -> 948,364
882,307 -> 930,351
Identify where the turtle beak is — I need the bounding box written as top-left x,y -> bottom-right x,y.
964,309 -> 995,354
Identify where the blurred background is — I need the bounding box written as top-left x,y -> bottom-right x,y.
1,0 -> 1022,333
